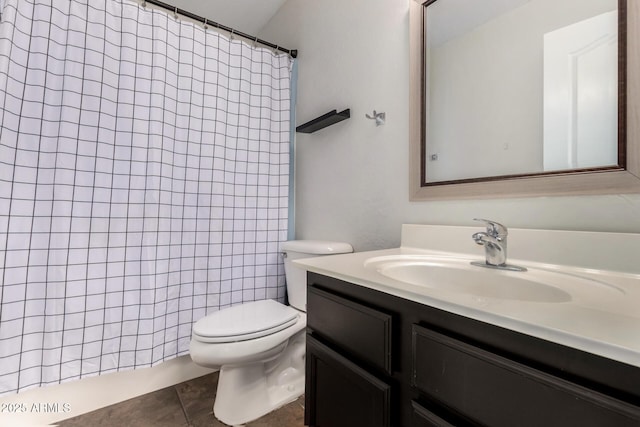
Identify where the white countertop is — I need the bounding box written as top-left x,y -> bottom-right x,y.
294,225 -> 640,368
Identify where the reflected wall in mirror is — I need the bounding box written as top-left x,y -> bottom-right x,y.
425,0 -> 620,183
409,0 -> 640,200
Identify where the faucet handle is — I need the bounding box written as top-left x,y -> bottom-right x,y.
473,218 -> 508,238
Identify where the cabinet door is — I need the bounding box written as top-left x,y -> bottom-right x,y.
411,401 -> 456,427
305,335 -> 391,427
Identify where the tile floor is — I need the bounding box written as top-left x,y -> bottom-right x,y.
58,372 -> 305,427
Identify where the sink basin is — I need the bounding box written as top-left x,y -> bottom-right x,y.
364,255 -> 623,303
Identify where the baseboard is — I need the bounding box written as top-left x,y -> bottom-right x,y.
0,355 -> 216,427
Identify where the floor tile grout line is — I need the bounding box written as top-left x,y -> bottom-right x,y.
173,384 -> 193,426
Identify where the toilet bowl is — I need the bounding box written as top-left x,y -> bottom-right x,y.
189,240 -> 353,426
190,300 -> 307,425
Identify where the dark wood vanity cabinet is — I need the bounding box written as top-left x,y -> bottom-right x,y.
305,285 -> 393,427
305,272 -> 640,427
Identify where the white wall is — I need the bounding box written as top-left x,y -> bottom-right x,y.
260,0 -> 640,252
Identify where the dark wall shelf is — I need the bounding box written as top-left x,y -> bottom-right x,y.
296,109 -> 350,134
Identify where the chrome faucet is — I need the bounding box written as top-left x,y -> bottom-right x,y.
471,218 -> 526,272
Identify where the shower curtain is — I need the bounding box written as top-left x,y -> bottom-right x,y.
0,0 -> 292,395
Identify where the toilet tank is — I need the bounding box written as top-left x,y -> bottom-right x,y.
281,240 -> 353,312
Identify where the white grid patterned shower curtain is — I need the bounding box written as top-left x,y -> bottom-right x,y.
0,0 -> 291,395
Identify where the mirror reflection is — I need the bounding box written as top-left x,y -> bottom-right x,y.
423,0 -> 622,184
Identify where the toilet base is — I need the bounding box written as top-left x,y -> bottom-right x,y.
212,331 -> 306,426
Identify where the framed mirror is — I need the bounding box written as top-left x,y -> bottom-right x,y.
409,0 -> 640,200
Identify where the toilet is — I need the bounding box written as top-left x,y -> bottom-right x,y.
189,240 -> 353,426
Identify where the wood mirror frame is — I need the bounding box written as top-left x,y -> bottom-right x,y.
409,0 -> 640,200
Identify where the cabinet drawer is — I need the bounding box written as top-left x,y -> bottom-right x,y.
306,334 -> 391,427
307,285 -> 393,374
412,325 -> 640,427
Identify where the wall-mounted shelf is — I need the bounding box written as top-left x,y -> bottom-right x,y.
296,109 -> 350,134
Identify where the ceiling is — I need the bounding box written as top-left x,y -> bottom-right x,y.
427,0 -> 531,46
166,0 -> 287,35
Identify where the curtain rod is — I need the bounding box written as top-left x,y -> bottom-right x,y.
140,0 -> 298,58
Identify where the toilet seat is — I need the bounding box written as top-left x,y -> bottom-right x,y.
193,299 -> 299,343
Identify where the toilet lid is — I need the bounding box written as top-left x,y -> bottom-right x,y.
192,299 -> 299,343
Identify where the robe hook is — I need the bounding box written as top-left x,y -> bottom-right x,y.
365,110 -> 386,126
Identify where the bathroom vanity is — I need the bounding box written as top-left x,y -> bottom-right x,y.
297,225 -> 640,426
